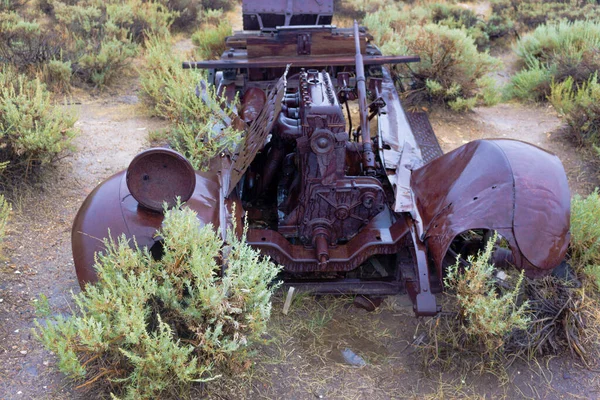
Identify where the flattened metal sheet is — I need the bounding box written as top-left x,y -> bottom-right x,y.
226,70 -> 287,195
406,112 -> 443,164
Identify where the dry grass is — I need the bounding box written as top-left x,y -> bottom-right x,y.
204,293 -> 416,399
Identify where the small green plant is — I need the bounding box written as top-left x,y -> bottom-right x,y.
141,35 -> 242,169
200,8 -> 224,26
0,194 -> 10,258
570,189 -> 600,267
34,293 -> 52,317
549,73 -> 600,146
42,59 -> 73,92
36,204 -> 281,399
191,20 -> 231,60
0,67 -> 77,175
445,232 -> 529,354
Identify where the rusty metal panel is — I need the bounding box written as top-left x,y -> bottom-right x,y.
410,139 -> 570,279
226,71 -> 287,195
406,111 -> 444,164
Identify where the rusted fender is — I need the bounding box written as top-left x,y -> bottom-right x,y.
410,139 -> 570,279
72,170 -> 238,288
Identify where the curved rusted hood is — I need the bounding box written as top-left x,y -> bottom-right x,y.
72,170 -> 226,288
410,139 -> 570,278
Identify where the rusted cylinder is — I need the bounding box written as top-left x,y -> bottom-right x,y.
313,227 -> 330,266
241,87 -> 267,123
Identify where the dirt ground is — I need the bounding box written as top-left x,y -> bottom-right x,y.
2,16 -> 600,400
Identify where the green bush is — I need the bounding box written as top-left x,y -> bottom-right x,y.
0,12 -> 62,68
492,0 -> 600,32
191,20 -> 231,60
445,232 -> 530,354
75,35 -> 138,87
199,8 -> 224,26
570,189 -> 600,267
366,20 -> 499,111
36,205 -> 281,399
363,2 -> 514,50
429,3 -> 490,49
3,0 -> 178,88
42,59 -> 72,92
141,35 -> 242,170
549,73 -> 600,146
508,20 -> 600,102
0,0 -> 26,10
0,67 -> 77,174
0,193 -> 10,258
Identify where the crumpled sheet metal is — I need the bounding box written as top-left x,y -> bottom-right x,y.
410,139 -> 570,279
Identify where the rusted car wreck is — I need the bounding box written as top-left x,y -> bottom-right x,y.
72,0 -> 571,316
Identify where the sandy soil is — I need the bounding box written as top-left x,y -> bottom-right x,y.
1,13 -> 599,400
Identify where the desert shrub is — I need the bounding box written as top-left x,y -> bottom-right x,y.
428,3 -> 490,49
363,2 -> 515,50
484,13 -> 515,40
0,12 -> 62,68
334,0 -> 392,20
140,35 -> 242,169
570,190 -> 600,267
507,20 -> 600,101
420,230 -> 600,366
368,21 -> 499,111
191,19 -> 231,60
51,3 -> 140,86
490,0 -> 600,36
0,194 -> 10,258
166,0 -> 234,31
549,74 -> 600,146
74,35 -> 139,87
199,8 -> 224,26
0,67 -> 77,175
444,233 -> 530,353
4,0 -> 177,87
36,205 -> 281,399
166,0 -> 202,30
42,59 -> 72,92
0,0 -> 28,12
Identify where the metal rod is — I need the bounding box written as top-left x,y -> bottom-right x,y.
354,21 -> 376,174
182,55 -> 420,69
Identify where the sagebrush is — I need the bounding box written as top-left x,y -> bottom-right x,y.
0,67 -> 77,176
36,205 -> 281,399
570,189 -> 600,268
549,73 -> 600,147
491,0 -> 600,33
507,20 -> 600,102
364,14 -> 500,111
191,19 -> 231,60
444,232 -> 530,354
1,0 -> 181,88
140,35 -> 242,170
